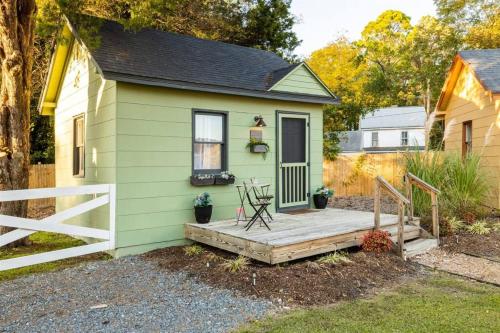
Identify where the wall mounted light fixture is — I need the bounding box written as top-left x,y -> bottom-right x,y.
254,115 -> 267,127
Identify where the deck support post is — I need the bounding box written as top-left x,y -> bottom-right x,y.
431,192 -> 439,244
374,180 -> 381,230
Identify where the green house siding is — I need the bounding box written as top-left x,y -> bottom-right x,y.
113,83 -> 323,256
270,65 -> 331,97
54,43 -> 116,233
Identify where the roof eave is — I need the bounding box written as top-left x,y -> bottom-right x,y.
104,71 -> 339,105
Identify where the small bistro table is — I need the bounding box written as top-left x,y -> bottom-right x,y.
235,181 -> 273,229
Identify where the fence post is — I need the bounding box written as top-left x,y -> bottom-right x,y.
374,179 -> 380,230
108,184 -> 116,250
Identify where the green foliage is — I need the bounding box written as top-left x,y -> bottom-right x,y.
405,151 -> 490,221
237,276 -> 500,332
316,251 -> 351,266
194,192 -> 212,207
222,255 -> 250,273
467,221 -> 492,235
315,186 -> 334,198
184,244 -> 204,256
434,0 -> 500,48
445,216 -> 465,233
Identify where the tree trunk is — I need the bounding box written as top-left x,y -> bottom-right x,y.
0,0 -> 37,245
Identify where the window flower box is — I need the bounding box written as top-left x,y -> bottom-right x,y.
214,171 -> 235,185
190,175 -> 215,186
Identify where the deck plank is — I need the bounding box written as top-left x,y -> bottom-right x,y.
185,208 -> 422,264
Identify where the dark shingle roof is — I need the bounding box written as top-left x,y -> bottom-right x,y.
75,18 -> 336,104
459,49 -> 500,93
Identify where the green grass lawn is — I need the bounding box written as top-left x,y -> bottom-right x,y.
0,232 -> 110,282
238,275 -> 500,333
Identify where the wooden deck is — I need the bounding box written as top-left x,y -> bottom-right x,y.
185,208 -> 422,264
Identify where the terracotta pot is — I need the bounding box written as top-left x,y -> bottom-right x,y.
194,205 -> 212,223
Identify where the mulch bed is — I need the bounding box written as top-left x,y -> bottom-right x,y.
144,246 -> 424,307
440,226 -> 500,261
330,195 -> 398,215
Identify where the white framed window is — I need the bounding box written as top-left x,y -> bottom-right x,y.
193,111 -> 227,174
73,115 -> 85,177
401,131 -> 408,146
371,132 -> 379,147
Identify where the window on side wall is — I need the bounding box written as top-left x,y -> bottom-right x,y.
73,115 -> 85,177
462,121 -> 472,157
401,131 -> 408,146
193,111 -> 227,174
371,132 -> 379,147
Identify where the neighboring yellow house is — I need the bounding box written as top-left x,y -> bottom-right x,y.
436,49 -> 500,209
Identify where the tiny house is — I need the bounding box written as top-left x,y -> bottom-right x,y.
435,49 -> 500,209
38,16 -> 337,256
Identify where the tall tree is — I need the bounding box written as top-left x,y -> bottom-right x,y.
308,37 -> 374,159
356,10 -> 414,106
0,0 -> 38,240
434,0 -> 500,48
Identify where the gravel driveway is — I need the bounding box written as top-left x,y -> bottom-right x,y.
0,256 -> 273,333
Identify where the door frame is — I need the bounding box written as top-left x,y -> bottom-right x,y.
275,110 -> 311,211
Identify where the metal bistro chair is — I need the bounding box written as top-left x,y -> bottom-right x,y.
249,178 -> 274,222
243,181 -> 272,231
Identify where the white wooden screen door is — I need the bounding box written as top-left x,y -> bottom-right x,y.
278,112 -> 309,209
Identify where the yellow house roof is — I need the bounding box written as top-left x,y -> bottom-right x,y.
436,49 -> 500,112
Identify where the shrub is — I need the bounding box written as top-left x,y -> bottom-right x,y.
405,151 -> 490,222
467,221 -> 491,235
184,244 -> 204,256
222,255 -> 250,273
446,216 -> 465,234
361,230 -> 393,253
316,251 -> 351,265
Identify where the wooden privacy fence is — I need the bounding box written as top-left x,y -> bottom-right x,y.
323,153 -> 407,197
29,164 -> 55,209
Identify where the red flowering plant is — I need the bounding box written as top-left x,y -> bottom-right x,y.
361,230 -> 393,253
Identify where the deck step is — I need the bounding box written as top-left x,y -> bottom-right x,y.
385,224 -> 421,242
404,238 -> 439,257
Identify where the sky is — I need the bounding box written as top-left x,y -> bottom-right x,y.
291,0 -> 436,58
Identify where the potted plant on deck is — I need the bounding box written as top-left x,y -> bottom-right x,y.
194,192 -> 213,223
313,186 -> 334,209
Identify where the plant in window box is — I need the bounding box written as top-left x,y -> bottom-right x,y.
215,171 -> 235,185
194,192 -> 213,223
246,138 -> 270,158
313,185 -> 334,209
190,174 -> 215,186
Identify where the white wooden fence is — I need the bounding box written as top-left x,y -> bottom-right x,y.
0,184 -> 115,271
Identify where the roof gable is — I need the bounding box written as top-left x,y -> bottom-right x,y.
436,49 -> 500,111
268,62 -> 335,97
38,25 -> 75,115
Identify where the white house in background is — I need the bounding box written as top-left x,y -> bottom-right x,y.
339,106 -> 426,153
